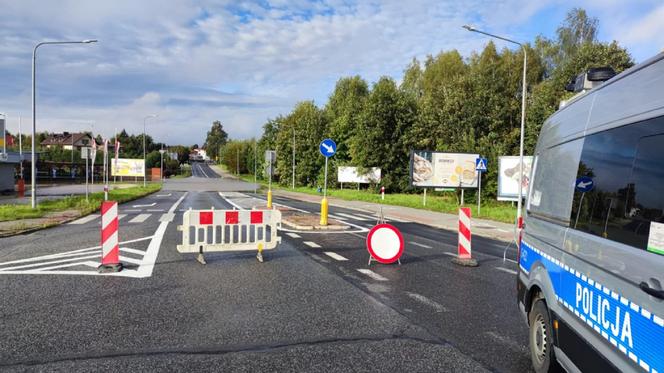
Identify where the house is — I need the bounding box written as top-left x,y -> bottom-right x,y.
40,132 -> 96,150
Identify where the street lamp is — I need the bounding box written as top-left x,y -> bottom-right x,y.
463,25 -> 528,231
0,113 -> 6,156
31,39 -> 98,208
143,114 -> 158,187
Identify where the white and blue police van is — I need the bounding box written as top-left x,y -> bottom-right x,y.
519,53 -> 664,373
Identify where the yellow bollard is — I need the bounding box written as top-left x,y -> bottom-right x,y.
267,189 -> 273,209
320,197 -> 328,226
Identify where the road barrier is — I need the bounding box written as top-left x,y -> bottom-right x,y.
453,207 -> 478,267
99,201 -> 123,272
177,208 -> 282,263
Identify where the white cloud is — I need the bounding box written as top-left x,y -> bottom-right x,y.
0,0 -> 661,145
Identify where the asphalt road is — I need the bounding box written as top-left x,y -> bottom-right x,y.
0,173 -> 532,372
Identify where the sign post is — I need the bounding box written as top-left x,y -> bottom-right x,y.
319,139 -> 337,226
81,147 -> 90,201
265,150 -> 276,209
475,157 -> 487,215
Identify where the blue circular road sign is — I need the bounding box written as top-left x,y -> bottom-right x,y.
575,176 -> 594,193
319,139 -> 337,157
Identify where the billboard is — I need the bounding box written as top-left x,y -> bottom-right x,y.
410,151 -> 479,188
111,158 -> 145,177
337,166 -> 381,184
497,156 -> 534,201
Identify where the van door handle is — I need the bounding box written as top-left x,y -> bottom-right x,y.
640,282 -> 664,299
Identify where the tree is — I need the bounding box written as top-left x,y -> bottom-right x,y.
324,76 -> 369,163
203,121 -> 228,160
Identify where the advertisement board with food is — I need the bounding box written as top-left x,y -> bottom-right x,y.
410,151 -> 479,188
111,158 -> 145,177
497,156 -> 533,201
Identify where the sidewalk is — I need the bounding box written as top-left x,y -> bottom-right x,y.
272,189 -> 517,243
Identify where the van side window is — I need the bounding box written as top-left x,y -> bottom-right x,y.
570,115 -> 664,251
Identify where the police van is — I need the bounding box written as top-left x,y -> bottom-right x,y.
519,53 -> 664,373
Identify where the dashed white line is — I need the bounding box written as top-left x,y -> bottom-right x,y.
496,267 -> 518,275
405,292 -> 446,312
409,241 -> 432,249
129,214 -> 151,223
324,252 -> 348,261
132,202 -> 156,208
303,241 -> 321,248
336,212 -> 370,221
218,192 -> 243,210
357,269 -> 388,281
147,209 -> 164,212
285,232 -> 301,238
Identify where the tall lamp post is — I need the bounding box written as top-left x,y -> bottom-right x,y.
31,39 -> 98,208
143,114 -> 158,187
463,25 -> 527,231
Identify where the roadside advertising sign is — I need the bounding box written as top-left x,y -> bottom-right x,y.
410,151 -> 479,188
111,158 -> 145,177
497,156 -> 533,201
337,166 -> 381,184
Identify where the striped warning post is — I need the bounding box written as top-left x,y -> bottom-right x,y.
458,207 -> 472,259
452,207 -> 478,267
99,201 -> 123,272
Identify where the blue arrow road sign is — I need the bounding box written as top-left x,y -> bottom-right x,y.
319,139 -> 337,157
575,176 -> 594,192
475,157 -> 488,172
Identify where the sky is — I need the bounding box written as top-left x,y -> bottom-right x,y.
1,0 -> 663,146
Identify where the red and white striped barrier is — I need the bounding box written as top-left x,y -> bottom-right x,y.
177,208 -> 282,263
99,201 -> 123,272
452,207 -> 478,266
458,207 -> 472,259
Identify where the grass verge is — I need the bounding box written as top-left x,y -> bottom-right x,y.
0,183 -> 162,222
238,175 -> 517,224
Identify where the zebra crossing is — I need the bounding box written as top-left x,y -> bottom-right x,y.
68,211 -> 169,225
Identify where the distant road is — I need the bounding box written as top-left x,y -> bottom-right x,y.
190,162 -> 220,179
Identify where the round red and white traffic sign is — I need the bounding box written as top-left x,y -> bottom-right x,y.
366,223 -> 404,264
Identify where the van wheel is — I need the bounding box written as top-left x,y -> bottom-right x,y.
529,300 -> 561,373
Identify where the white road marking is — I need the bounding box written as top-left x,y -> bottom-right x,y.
303,241 -> 321,248
117,214 -> 127,221
198,163 -> 210,178
0,254 -> 101,271
409,241 -> 432,249
324,252 -> 348,261
285,232 -> 301,238
123,209 -> 142,213
442,252 -> 457,257
336,212 -> 370,221
357,269 -> 388,281
132,202 -> 156,208
495,267 -> 518,275
327,214 -> 348,221
218,192 -> 244,210
129,214 -> 151,223
405,292 -> 447,312
68,215 -> 98,225
147,209 -> 164,212
156,193 -> 172,197
119,255 -> 143,265
159,213 -> 175,223
119,247 -> 146,255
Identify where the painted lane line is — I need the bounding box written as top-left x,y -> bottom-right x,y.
327,214 -> 348,221
357,269 -> 388,281
132,202 -> 156,208
156,193 -> 172,197
303,241 -> 321,248
147,209 -> 165,212
134,192 -> 188,278
285,232 -> 301,238
68,215 -> 98,225
0,254 -> 101,271
496,267 -> 518,275
336,212 -> 370,221
405,292 -> 447,312
442,252 -> 457,257
117,214 -> 127,221
159,213 -> 175,223
119,247 -> 146,256
218,192 -> 243,210
123,209 -> 142,213
119,255 -> 143,265
34,261 -> 99,272
324,252 -> 348,261
0,249 -> 98,266
409,241 -> 432,249
129,214 -> 151,223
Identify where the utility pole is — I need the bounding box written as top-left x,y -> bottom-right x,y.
292,126 -> 295,189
